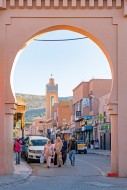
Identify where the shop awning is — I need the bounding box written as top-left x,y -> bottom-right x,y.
84,126 -> 93,131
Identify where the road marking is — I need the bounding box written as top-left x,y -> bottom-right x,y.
77,158 -> 106,176
85,182 -> 113,187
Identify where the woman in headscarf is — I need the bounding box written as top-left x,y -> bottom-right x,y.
54,137 -> 63,167
44,139 -> 53,168
13,136 -> 22,165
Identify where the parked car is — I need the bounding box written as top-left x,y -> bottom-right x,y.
76,140 -> 87,154
25,136 -> 48,163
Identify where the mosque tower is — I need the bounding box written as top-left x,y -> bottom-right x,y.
45,75 -> 58,121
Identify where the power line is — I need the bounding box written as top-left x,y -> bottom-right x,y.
34,36 -> 88,42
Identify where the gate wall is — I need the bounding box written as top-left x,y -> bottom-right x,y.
0,0 -> 127,177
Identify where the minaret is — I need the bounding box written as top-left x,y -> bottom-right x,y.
46,75 -> 58,121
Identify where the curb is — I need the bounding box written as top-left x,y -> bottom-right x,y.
13,159 -> 32,180
88,151 -> 111,157
13,159 -> 32,179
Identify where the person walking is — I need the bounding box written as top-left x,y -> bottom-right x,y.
90,138 -> 94,149
54,137 -> 63,167
43,139 -> 53,168
13,136 -> 22,165
62,138 -> 67,165
68,135 -> 77,166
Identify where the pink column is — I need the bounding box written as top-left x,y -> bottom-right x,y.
0,66 -> 5,175
108,102 -> 118,175
0,26 -> 7,174
111,114 -> 118,174
117,21 -> 127,177
4,103 -> 16,174
0,21 -> 16,174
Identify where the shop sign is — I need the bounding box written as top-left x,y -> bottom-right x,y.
98,114 -> 104,121
101,124 -> 110,130
84,116 -> 92,125
84,116 -> 92,120
87,120 -> 92,125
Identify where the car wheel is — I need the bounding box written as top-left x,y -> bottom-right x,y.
24,153 -> 27,161
27,156 -> 31,163
84,149 -> 87,154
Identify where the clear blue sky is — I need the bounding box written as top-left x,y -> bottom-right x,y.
12,30 -> 112,97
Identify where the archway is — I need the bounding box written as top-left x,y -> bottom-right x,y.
9,25 -> 117,174
0,3 -> 126,176
12,28 -> 113,155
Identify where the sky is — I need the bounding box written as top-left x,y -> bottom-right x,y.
12,30 -> 112,97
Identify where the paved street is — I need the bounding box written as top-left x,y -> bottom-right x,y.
1,153 -> 127,190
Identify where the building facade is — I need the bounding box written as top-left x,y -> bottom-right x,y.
52,101 -> 73,140
28,118 -> 47,137
73,79 -> 112,147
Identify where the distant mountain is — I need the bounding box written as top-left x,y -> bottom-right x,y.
25,108 -> 46,123
16,93 -> 73,123
16,93 -> 45,110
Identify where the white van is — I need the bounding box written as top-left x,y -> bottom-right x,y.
25,136 -> 48,163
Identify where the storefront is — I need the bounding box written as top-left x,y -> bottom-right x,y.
100,124 -> 111,150
74,128 -> 82,140
84,126 -> 93,148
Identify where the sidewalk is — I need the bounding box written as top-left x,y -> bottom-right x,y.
87,149 -> 111,156
0,159 -> 32,188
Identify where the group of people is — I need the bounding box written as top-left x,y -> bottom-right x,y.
13,135 -> 77,168
43,135 -> 77,168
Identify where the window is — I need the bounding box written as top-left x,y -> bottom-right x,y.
51,96 -> 55,106
30,139 -> 47,146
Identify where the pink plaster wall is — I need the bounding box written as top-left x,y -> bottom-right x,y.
1,0 -> 127,177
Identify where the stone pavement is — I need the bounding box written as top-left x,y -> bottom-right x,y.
0,159 -> 32,188
0,149 -> 110,188
88,149 -> 111,156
